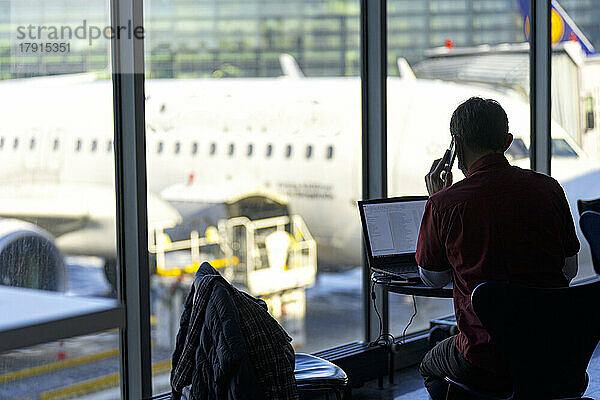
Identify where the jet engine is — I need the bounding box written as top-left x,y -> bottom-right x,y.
0,219 -> 65,291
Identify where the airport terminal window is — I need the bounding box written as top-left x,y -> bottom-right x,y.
144,0 -> 364,377
1,1 -> 123,397
191,142 -> 198,155
174,142 -> 181,154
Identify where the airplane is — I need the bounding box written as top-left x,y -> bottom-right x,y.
0,56 -> 599,294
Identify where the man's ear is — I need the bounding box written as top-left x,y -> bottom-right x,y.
503,133 -> 513,152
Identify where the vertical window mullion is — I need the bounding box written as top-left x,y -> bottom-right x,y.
529,0 -> 552,174
361,0 -> 388,342
110,0 -> 152,398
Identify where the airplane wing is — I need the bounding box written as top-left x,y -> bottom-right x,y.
0,182 -> 181,238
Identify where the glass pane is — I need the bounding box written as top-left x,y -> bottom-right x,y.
0,331 -> 121,399
1,0 -> 123,397
387,0 -> 532,335
144,1 -> 362,394
550,0 -> 600,280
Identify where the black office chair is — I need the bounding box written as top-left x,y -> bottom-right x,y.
581,211 -> 600,271
444,281 -> 600,399
578,198 -> 600,275
145,353 -> 348,400
295,353 -> 348,399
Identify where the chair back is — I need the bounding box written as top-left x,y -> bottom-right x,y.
577,198 -> 600,216
472,281 -> 600,399
580,211 -> 600,266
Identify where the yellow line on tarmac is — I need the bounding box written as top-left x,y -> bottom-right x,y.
0,348 -> 120,384
39,359 -> 172,400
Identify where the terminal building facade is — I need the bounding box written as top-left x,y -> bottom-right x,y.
2,0 -> 600,79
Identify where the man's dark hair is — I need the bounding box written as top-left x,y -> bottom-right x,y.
449,97 -> 509,153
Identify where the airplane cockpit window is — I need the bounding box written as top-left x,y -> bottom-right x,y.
191,142 -> 198,155
53,139 -> 60,151
266,144 -> 273,157
174,142 -> 181,154
326,145 -> 334,159
75,139 -> 82,152
285,144 -> 292,158
247,144 -> 254,157
91,140 -> 98,152
306,145 -> 313,159
157,141 -> 164,154
209,142 -> 217,155
29,138 -> 36,150
13,138 -> 19,149
551,139 -> 579,158
505,138 -> 529,160
228,143 -> 235,156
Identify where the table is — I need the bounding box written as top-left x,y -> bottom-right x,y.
371,273 -> 453,298
0,286 -> 124,352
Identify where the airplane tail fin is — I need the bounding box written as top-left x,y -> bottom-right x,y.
518,0 -> 595,55
279,54 -> 304,78
397,58 -> 416,81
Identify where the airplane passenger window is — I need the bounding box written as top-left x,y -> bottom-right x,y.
107,140 -> 113,153
306,145 -> 313,159
75,139 -> 82,152
551,139 -> 579,158
247,144 -> 253,157
53,139 -> 60,151
209,142 -> 216,155
174,142 -> 181,154
191,142 -> 198,155
0,137 -> 4,149
29,138 -> 36,150
326,145 -> 334,159
285,144 -> 292,158
228,143 -> 235,156
91,140 -> 98,152
13,138 -> 19,149
266,144 -> 273,157
157,141 -> 164,154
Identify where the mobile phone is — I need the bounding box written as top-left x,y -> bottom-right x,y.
441,137 -> 457,180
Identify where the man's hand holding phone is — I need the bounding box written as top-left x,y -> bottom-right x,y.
425,150 -> 454,196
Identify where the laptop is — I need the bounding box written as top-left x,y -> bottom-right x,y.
358,196 -> 429,279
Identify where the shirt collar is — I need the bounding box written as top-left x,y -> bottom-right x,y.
466,153 -> 509,178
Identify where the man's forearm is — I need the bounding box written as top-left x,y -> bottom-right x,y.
419,266 -> 452,288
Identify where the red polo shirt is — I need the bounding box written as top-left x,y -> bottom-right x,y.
416,153 -> 580,375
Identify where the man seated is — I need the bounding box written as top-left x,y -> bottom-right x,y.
416,97 -> 580,399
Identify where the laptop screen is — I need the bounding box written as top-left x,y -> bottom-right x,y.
361,199 -> 427,257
